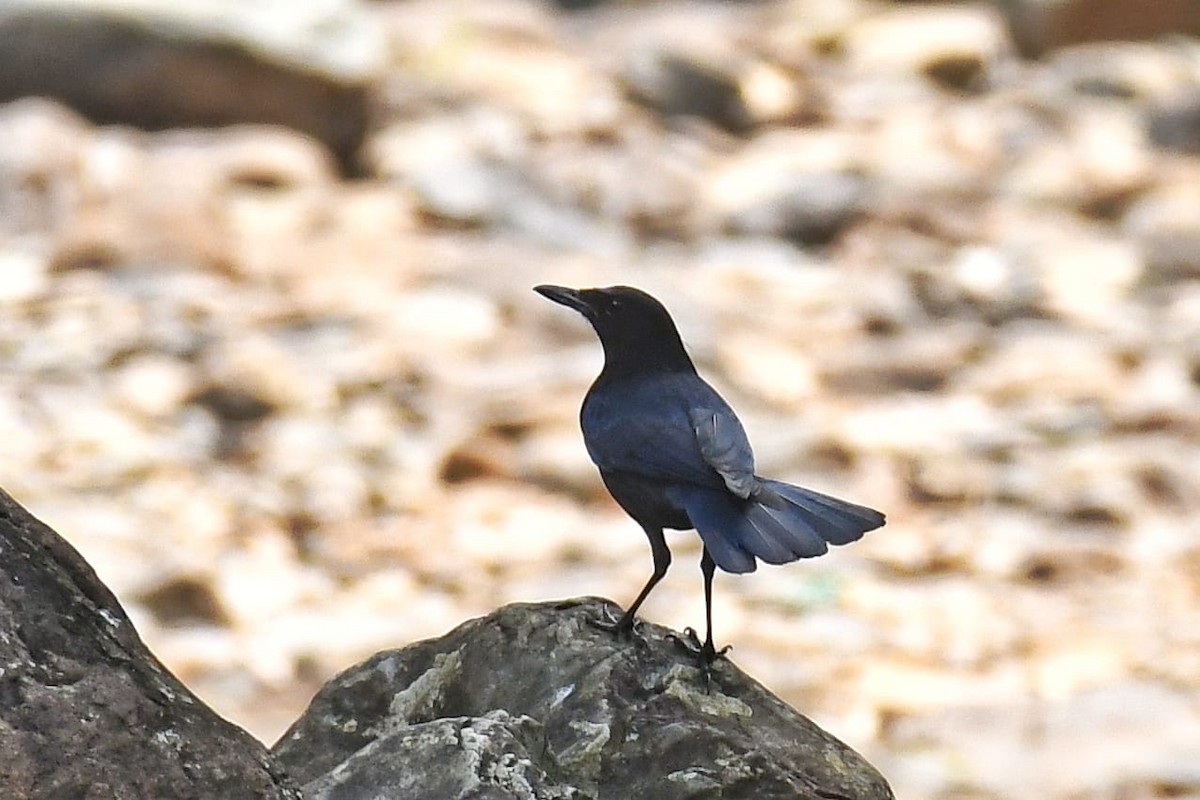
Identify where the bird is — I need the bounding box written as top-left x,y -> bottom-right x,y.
534,284 -> 885,664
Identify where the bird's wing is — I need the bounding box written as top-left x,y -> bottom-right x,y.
582,374 -> 756,492
689,407 -> 756,499
583,405 -> 723,488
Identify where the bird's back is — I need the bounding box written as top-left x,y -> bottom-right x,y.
581,370 -> 751,495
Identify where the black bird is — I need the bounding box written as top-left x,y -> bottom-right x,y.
535,284 -> 885,663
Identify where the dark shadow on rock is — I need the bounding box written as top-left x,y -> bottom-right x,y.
274,598 -> 895,800
0,487 -> 301,799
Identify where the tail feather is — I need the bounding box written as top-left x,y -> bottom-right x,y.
761,479 -> 886,546
669,481 -> 886,574
745,502 -> 828,560
668,486 -> 758,573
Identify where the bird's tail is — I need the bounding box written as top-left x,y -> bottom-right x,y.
671,480 -> 885,574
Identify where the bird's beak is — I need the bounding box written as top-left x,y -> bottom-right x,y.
534,284 -> 591,317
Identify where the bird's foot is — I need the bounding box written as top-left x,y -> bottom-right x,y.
587,606 -> 644,644
669,627 -> 731,663
667,627 -> 731,689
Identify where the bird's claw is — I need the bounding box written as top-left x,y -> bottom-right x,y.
587,606 -> 644,644
668,630 -> 731,691
667,627 -> 732,667
665,626 -> 702,652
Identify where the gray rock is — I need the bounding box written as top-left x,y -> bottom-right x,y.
304,710 -> 580,800
722,169 -> 869,246
0,0 -> 385,169
1123,182 -> 1200,283
0,487 -> 301,799
273,598 -> 894,800
1148,88 -> 1200,155
697,130 -> 873,247
622,49 -> 750,132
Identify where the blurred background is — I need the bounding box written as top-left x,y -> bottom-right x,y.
1,0 -> 1199,797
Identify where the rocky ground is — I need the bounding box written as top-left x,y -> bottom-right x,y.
1,1 -> 1199,798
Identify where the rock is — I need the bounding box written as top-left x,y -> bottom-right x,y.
724,168 -> 868,246
523,127 -> 703,240
0,246 -> 49,303
715,331 -> 820,406
622,49 -> 751,132
31,115 -> 338,273
3,1 -> 1199,797
367,113 -> 625,247
998,0 -> 1200,58
701,131 -> 870,245
957,324 -> 1126,406
842,4 -> 1010,91
367,114 -> 522,226
1148,88 -> 1200,155
1053,41 -> 1196,100
862,103 -> 1002,199
110,353 -> 196,419
999,102 -> 1153,218
834,394 -> 1013,458
0,98 -> 91,241
0,0 -> 385,170
1029,234 -> 1143,326
378,1 -> 621,137
273,598 -> 895,800
300,710 -> 580,800
1123,171 -> 1200,283
819,325 -> 984,394
0,486 -> 301,799
585,1 -> 765,132
738,60 -> 815,128
975,214 -> 1144,326
947,245 -> 1042,323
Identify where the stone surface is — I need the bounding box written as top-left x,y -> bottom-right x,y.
843,4 -> 1009,91
622,49 -> 751,132
701,130 -> 870,245
0,487 -> 301,799
0,0 -> 384,169
301,710 -> 579,800
1149,88 -> 1200,155
273,598 -> 895,800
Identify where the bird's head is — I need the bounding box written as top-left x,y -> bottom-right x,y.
534,284 -> 695,376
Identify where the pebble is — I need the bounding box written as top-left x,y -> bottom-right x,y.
622,49 -> 749,131
842,4 -> 1009,91
715,331 -> 819,407
1123,173 -> 1200,281
0,247 -> 49,302
700,130 -> 869,245
111,354 -> 196,419
958,325 -> 1127,403
1033,235 -> 1143,325
1148,88 -> 1200,155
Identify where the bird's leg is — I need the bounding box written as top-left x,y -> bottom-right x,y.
671,548 -> 732,671
590,527 -> 671,641
699,548 -> 732,663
